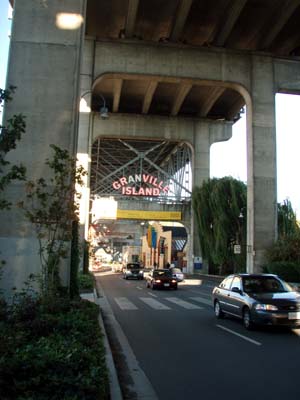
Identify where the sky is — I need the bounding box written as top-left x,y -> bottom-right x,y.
1,1 -> 300,215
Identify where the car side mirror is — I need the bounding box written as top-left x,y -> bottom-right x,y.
231,286 -> 242,294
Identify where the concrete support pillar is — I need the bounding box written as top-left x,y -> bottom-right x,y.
78,38 -> 95,243
192,120 -> 232,274
0,0 -> 86,296
247,56 -> 277,272
192,122 -> 210,273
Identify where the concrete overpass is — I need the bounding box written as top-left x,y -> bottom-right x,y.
2,0 -> 300,293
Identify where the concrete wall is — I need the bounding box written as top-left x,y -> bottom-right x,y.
0,0 -> 86,296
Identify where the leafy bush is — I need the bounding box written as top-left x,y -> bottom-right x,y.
263,261 -> 300,283
78,272 -> 95,292
266,235 -> 300,263
0,296 -> 109,399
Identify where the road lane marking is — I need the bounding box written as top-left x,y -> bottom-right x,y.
165,297 -> 203,309
140,297 -> 171,310
148,292 -> 157,297
216,324 -> 262,346
189,296 -> 213,306
115,297 -> 138,310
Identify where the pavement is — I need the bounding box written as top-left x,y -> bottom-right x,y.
89,270 -> 223,400
84,269 -> 300,399
82,278 -> 159,400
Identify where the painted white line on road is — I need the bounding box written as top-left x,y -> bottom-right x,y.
140,297 -> 171,310
136,286 -> 143,290
148,292 -> 157,298
216,324 -> 262,346
181,279 -> 203,286
165,297 -> 203,309
189,296 -> 212,306
115,297 -> 138,310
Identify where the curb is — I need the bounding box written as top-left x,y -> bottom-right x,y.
80,290 -> 123,400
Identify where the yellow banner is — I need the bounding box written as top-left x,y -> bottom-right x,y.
116,209 -> 181,221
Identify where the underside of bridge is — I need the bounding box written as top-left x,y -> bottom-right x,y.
86,0 -> 300,216
87,0 -> 300,120
83,0 -> 300,271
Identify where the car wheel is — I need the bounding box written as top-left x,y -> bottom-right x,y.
243,307 -> 254,330
214,300 -> 224,319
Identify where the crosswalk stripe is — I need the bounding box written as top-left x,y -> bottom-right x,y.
140,297 -> 171,310
165,297 -> 203,309
189,296 -> 212,306
115,297 -> 138,310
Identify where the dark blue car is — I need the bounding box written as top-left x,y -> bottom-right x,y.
212,273 -> 300,330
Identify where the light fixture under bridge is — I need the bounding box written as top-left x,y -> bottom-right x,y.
80,90 -> 109,120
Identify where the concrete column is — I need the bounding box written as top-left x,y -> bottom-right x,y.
0,0 -> 86,296
191,121 -> 233,273
247,56 -> 277,272
192,122 -> 210,273
78,38 -> 95,242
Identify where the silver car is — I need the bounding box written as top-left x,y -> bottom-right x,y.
123,262 -> 144,280
170,267 -> 185,282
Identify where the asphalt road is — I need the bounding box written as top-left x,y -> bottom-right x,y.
95,271 -> 300,400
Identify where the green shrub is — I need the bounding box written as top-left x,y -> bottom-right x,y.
70,220 -> 80,299
0,297 -> 109,399
266,235 -> 300,263
263,261 -> 300,283
78,272 -> 95,292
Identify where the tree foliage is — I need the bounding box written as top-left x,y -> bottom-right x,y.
265,199 -> 300,273
277,198 -> 300,239
0,86 -> 26,210
19,145 -> 86,296
192,177 -> 247,274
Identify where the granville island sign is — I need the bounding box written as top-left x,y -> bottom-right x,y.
112,174 -> 170,196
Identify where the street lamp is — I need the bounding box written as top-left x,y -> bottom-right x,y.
80,90 -> 109,119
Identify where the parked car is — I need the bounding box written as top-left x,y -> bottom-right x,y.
146,269 -> 178,290
123,262 -> 144,280
170,267 -> 185,282
212,273 -> 300,330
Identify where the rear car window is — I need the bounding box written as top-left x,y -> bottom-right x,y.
153,270 -> 172,277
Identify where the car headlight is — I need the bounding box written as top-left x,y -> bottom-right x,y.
255,304 -> 278,311
155,279 -> 161,283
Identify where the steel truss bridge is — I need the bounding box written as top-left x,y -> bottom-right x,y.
90,138 -> 192,205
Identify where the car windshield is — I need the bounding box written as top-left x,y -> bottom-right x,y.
127,264 -> 140,269
242,277 -> 290,293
